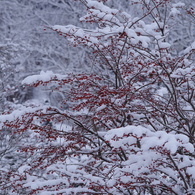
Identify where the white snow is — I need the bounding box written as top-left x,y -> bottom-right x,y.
170,67 -> 194,78
183,41 -> 195,54
172,2 -> 185,8
18,165 -> 31,174
86,0 -> 118,15
0,106 -> 44,128
158,42 -> 171,49
170,7 -> 181,17
105,126 -> 194,154
22,70 -> 67,85
156,87 -> 168,97
104,125 -> 150,141
186,167 -> 195,179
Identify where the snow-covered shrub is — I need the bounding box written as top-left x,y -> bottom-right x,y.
0,0 -> 194,194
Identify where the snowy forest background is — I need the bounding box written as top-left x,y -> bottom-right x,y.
0,0 -> 195,194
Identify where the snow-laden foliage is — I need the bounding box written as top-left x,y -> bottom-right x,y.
1,106 -> 195,194
0,0 -> 195,194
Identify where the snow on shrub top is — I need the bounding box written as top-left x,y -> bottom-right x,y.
104,125 -> 194,154
22,70 -> 67,85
